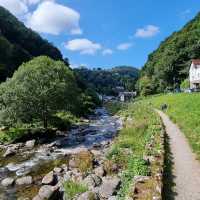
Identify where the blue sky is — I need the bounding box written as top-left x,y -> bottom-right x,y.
1,0 -> 200,69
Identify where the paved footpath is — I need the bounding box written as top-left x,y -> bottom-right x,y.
157,110 -> 200,200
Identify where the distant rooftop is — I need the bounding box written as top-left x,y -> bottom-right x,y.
192,59 -> 200,65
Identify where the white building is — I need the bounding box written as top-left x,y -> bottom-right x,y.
119,91 -> 137,102
189,59 -> 200,89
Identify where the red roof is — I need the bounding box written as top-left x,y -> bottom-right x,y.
192,59 -> 200,65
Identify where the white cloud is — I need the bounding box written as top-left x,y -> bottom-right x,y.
65,39 -> 102,55
117,43 -> 132,50
135,25 -> 160,38
23,0 -> 54,5
102,49 -> 113,55
0,0 -> 28,16
27,1 -> 82,35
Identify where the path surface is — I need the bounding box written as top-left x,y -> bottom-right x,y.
157,110 -> 200,200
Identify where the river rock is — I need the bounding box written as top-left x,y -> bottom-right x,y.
97,177 -> 120,198
3,147 -> 16,157
25,139 -> 36,148
68,159 -> 77,168
37,185 -> 59,200
32,195 -> 42,200
42,171 -> 56,185
77,191 -> 99,200
108,196 -> 117,200
16,176 -> 33,185
53,167 -> 63,174
83,174 -> 102,189
94,166 -> 105,177
1,177 -> 14,187
63,171 -> 72,181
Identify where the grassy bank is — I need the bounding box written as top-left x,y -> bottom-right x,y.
144,93 -> 200,159
106,101 -> 164,199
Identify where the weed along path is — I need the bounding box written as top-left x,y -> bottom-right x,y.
157,110 -> 200,200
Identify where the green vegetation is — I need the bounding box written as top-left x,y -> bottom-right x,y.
0,56 -> 79,129
104,101 -> 126,115
139,12 -> 200,94
74,66 -> 139,95
0,6 -> 64,82
0,56 -> 100,143
145,93 -> 200,159
63,180 -> 87,199
106,102 -> 163,199
180,79 -> 190,90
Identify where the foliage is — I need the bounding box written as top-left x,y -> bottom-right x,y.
146,93 -> 200,159
0,128 -> 27,143
138,76 -> 154,96
63,180 -> 87,199
105,102 -> 162,199
140,12 -> 200,93
74,66 -> 139,96
180,79 -> 190,90
104,101 -> 126,115
0,56 -> 79,129
0,6 -> 64,82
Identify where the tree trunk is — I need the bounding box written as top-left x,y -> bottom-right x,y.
43,114 -> 47,129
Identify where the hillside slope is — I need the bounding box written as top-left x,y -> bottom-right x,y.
141,12 -> 200,93
0,6 -> 63,82
145,93 -> 200,159
74,66 -> 139,95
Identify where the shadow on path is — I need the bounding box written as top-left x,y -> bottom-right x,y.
162,133 -> 177,200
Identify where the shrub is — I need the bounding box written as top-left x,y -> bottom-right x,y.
0,56 -> 80,128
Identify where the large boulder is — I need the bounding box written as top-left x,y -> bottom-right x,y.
83,174 -> 102,189
97,177 -> 120,198
36,185 -> 59,200
3,148 -> 16,157
25,139 -> 36,148
16,176 -> 32,185
42,171 -> 56,185
53,167 -> 63,174
1,177 -> 14,187
94,166 -> 105,177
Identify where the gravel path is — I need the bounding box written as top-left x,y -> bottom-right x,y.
157,110 -> 200,200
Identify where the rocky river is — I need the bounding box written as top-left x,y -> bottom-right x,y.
0,108 -> 123,200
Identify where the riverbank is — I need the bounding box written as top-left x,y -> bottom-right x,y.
0,108 -> 122,199
0,104 -> 165,200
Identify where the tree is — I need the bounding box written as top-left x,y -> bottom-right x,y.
140,12 -> 200,93
0,56 -> 79,128
138,76 -> 154,96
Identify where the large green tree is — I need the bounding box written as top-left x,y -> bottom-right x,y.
0,56 -> 79,128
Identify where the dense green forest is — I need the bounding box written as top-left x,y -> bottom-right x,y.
75,66 -> 139,95
0,6 -> 64,82
140,12 -> 200,94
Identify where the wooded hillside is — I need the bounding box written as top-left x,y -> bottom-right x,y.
140,12 -> 200,93
75,66 -> 139,95
0,6 -> 63,82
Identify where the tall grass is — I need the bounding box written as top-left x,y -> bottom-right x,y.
106,102 -> 162,199
146,93 -> 200,159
